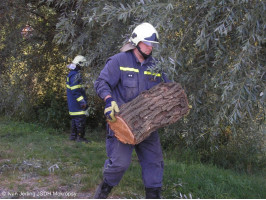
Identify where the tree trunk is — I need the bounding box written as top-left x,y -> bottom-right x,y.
108,82 -> 190,145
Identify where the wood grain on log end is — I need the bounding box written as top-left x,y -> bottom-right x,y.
107,116 -> 136,145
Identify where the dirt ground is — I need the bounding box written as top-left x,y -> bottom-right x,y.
0,171 -> 93,199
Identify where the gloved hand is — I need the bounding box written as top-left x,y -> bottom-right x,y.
104,97 -> 120,122
85,107 -> 90,117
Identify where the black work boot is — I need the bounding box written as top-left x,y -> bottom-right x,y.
145,187 -> 162,199
94,180 -> 113,199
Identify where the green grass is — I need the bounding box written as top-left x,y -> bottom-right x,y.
0,118 -> 265,199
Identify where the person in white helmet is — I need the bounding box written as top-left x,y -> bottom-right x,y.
94,23 -> 170,198
66,55 -> 89,143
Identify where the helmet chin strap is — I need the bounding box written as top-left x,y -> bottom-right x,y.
136,45 -> 152,59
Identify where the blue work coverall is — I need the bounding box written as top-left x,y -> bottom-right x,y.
66,69 -> 87,139
94,50 -> 170,188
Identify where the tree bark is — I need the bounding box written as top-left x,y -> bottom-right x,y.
108,82 -> 190,145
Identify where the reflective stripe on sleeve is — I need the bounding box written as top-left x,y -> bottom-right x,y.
120,67 -> 139,73
144,71 -> 161,77
77,96 -> 84,102
69,111 -> 86,115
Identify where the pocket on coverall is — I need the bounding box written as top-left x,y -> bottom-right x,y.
123,79 -> 138,102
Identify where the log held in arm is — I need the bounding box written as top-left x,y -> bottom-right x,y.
108,82 -> 190,145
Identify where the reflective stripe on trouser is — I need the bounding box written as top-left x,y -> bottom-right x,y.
70,115 -> 86,138
103,126 -> 164,188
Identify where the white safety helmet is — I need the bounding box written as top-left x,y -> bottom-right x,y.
72,55 -> 87,67
129,22 -> 159,47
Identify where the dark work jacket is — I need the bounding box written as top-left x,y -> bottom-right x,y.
94,50 -> 170,107
66,70 -> 87,116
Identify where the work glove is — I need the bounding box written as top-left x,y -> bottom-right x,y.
104,97 -> 120,122
85,107 -> 90,117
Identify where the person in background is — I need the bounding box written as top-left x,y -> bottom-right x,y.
66,55 -> 89,143
94,22 -> 170,199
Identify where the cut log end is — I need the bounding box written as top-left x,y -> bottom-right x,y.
107,116 -> 136,145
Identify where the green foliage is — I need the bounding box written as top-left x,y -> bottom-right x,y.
37,94 -> 70,129
161,121 -> 265,172
0,0 -> 265,171
163,161 -> 266,199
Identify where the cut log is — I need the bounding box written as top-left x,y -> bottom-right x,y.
108,82 -> 190,145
